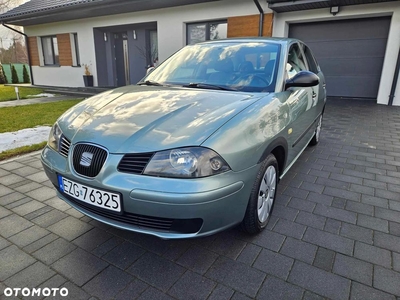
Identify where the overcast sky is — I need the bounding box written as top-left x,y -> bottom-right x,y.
0,0 -> 29,48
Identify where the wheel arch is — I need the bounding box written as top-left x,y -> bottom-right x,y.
257,137 -> 288,179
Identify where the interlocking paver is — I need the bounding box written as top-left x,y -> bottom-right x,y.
313,247 -> 335,272
374,232 -> 400,253
52,248 -> 108,286
323,218 -> 341,234
114,279 -> 148,300
82,265 -> 133,300
253,248 -> 294,280
207,284 -> 235,300
33,237 -> 77,265
4,261 -> 55,288
206,256 -> 265,298
176,245 -> 218,275
8,225 -> 49,248
0,245 -> 36,281
374,266 -> 400,296
236,243 -> 262,265
102,241 -> 145,270
340,222 -> 373,245
295,211 -> 326,230
357,214 -> 389,233
0,214 -> 33,238
333,254 -> 373,285
128,252 -> 185,292
288,261 -> 351,300
280,237 -> 317,264
168,270 -> 216,300
47,216 -> 92,241
351,282 -> 396,300
303,227 -> 354,255
257,276 -> 304,300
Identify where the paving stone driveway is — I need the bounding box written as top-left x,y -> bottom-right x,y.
0,98 -> 400,300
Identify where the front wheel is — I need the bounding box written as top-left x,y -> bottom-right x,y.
309,114 -> 323,146
242,153 -> 278,234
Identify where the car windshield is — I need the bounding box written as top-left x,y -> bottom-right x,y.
144,41 -> 280,93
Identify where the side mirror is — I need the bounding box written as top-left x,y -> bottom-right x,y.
285,71 -> 319,89
146,66 -> 155,75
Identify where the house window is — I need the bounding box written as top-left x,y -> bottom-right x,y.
73,33 -> 80,66
41,36 -> 59,65
187,21 -> 227,45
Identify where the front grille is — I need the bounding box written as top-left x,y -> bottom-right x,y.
72,144 -> 108,178
59,135 -> 71,157
60,190 -> 203,234
118,152 -> 154,174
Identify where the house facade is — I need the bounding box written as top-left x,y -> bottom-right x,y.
0,0 -> 399,106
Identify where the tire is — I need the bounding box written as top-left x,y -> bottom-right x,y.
242,153 -> 278,234
309,114 -> 323,146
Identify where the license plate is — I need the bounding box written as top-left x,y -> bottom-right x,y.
57,175 -> 121,212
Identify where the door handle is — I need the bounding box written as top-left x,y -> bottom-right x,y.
312,92 -> 317,99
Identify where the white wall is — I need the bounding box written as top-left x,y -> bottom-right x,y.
273,1 -> 400,106
24,0 -> 271,87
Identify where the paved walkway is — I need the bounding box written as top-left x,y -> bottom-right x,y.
0,99 -> 400,300
0,96 -> 79,108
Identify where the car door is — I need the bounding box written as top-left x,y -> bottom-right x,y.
284,42 -> 315,166
301,42 -> 326,118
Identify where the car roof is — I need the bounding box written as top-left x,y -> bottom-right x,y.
198,37 -> 299,46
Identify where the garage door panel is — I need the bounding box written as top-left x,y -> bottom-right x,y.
289,17 -> 391,41
326,76 -> 380,98
319,57 -> 385,76
289,17 -> 390,98
306,39 -> 388,58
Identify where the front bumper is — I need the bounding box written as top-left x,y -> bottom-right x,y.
41,146 -> 258,239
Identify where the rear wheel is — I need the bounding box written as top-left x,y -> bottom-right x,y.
309,115 -> 322,146
242,153 -> 278,234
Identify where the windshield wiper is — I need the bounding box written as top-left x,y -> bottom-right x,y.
137,80 -> 163,86
183,83 -> 237,91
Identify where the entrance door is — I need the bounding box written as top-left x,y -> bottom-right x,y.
114,32 -> 129,86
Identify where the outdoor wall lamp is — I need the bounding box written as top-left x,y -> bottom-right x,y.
330,6 -> 340,16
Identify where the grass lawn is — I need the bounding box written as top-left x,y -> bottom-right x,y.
0,142 -> 47,161
0,99 -> 82,160
0,99 -> 82,133
0,85 -> 46,102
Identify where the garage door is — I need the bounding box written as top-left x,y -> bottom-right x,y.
289,17 -> 391,99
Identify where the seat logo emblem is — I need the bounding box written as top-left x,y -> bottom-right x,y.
80,152 -> 93,167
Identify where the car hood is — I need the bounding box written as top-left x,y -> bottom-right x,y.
58,85 -> 264,153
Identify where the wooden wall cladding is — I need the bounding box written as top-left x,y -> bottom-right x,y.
56,33 -> 73,66
227,13 -> 273,38
27,37 -> 40,66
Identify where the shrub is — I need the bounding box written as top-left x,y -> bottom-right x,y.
22,65 -> 30,83
11,65 -> 19,84
0,64 -> 7,84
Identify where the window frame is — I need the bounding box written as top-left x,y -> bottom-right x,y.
41,35 -> 59,66
73,33 -> 81,67
186,20 -> 227,45
301,43 -> 319,74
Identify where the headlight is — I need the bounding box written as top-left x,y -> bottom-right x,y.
48,123 -> 63,152
143,147 -> 230,178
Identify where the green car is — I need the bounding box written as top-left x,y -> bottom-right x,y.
41,38 -> 326,239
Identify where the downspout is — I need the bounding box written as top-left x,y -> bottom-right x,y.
1,22 -> 34,85
253,0 -> 264,37
388,47 -> 400,106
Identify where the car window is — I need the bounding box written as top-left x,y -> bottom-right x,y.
145,42 -> 281,92
302,44 -> 319,74
286,43 -> 307,80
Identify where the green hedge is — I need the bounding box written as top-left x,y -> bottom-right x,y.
2,64 -> 30,83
